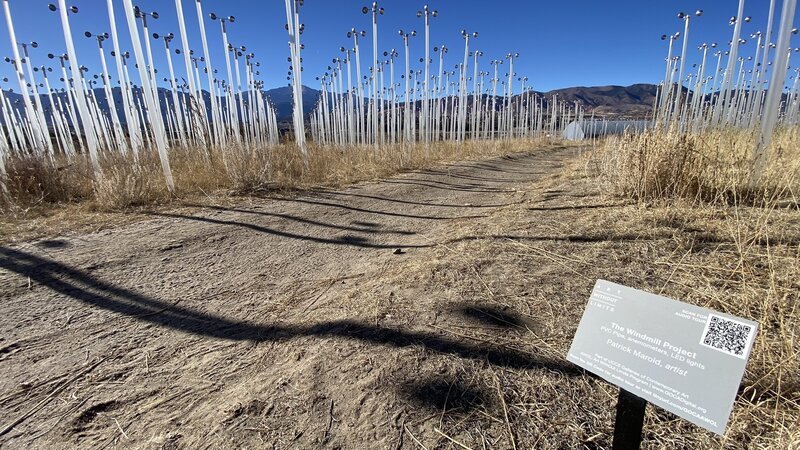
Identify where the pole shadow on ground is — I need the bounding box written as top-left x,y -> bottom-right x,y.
0,246 -> 582,375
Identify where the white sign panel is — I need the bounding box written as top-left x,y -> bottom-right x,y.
567,280 -> 758,435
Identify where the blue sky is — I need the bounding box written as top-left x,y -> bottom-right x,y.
1,0 -> 798,93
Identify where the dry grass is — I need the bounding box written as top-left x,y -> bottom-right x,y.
355,135 -> 797,448
578,130 -> 800,448
597,127 -> 800,205
380,147 -> 798,448
2,153 -> 94,207
0,138 -> 558,242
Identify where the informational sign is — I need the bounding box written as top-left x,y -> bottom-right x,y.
567,280 -> 758,435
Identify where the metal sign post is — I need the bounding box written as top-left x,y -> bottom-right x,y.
612,389 -> 647,450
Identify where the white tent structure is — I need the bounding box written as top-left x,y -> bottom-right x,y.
562,120 -> 650,141
562,121 -> 585,140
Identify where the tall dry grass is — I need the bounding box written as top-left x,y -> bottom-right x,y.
0,138 -> 554,216
1,154 -> 95,207
597,127 -> 800,205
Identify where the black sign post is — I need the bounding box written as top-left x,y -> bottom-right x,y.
611,388 -> 647,450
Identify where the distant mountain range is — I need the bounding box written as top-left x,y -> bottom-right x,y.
0,83 -> 659,128
545,84 -> 658,117
267,83 -> 659,120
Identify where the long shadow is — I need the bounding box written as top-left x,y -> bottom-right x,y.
267,197 -> 488,220
447,231 -> 800,253
312,189 -> 514,209
446,161 -> 544,176
528,204 -> 630,212
404,176 -> 517,192
401,379 -> 492,414
699,233 -> 800,247
481,163 -> 558,175
0,247 -> 581,374
451,154 -> 539,169
148,212 -> 430,250
448,151 -> 572,173
446,232 -> 674,245
383,179 -> 514,194
418,169 -> 526,184
36,239 -> 70,249
656,216 -> 800,248
539,192 -> 594,200
185,204 -> 416,236
458,163 -> 542,176
454,304 -> 529,329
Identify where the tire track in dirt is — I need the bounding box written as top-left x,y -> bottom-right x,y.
0,146 -> 580,449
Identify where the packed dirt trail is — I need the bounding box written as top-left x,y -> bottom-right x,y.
1,146 -> 587,449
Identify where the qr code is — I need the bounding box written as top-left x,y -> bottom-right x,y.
700,314 -> 755,359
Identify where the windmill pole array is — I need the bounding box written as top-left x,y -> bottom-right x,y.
13,2 -> 794,196
0,0 -> 580,196
652,0 -> 800,182
308,3 -> 590,148
0,0 -> 284,195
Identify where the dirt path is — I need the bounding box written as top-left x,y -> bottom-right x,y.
0,147 -> 585,449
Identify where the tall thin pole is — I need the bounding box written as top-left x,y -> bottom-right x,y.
53,0 -> 102,176
3,0 -> 47,154
196,0 -> 223,147
715,1 -> 747,125
175,0 -> 204,148
122,0 -> 175,193
754,0 -> 798,179
285,0 -> 307,158
368,2 -> 382,146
